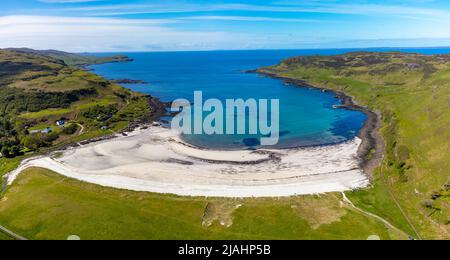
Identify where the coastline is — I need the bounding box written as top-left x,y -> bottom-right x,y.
251,70 -> 384,176
3,56 -> 375,198
6,125 -> 369,197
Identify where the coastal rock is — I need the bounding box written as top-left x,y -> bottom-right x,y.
110,79 -> 148,84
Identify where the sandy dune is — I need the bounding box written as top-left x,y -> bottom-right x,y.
7,126 -> 369,197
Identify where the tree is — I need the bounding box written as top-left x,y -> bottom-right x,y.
42,132 -> 59,143
1,146 -> 11,158
9,146 -> 21,157
62,124 -> 78,135
21,135 -> 45,150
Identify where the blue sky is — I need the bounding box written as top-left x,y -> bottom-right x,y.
1,0 -> 450,51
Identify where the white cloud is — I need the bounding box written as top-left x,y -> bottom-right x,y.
58,2 -> 448,18
0,15 -> 175,26
179,16 -> 321,23
39,0 -> 104,3
0,15 -> 247,52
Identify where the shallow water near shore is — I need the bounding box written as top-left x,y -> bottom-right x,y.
88,48 -> 430,149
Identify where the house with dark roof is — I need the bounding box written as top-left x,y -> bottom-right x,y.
56,120 -> 65,126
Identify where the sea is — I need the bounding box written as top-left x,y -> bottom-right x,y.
88,47 -> 450,149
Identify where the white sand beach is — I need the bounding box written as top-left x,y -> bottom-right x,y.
6,126 -> 369,197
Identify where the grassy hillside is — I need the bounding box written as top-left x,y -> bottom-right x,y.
0,49 -> 152,185
258,52 -> 450,239
6,48 -> 132,66
0,168 -> 408,240
0,230 -> 13,240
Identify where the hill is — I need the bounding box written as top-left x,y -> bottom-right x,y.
257,52 -> 450,239
5,48 -> 132,66
0,49 -> 155,175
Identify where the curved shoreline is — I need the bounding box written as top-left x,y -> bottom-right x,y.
6,125 -> 370,197
3,59 -> 378,198
251,70 -> 384,176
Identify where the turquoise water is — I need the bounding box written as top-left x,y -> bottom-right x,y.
88,48 -> 450,149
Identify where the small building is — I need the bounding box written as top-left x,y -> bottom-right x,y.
30,130 -> 40,135
56,120 -> 65,126
41,127 -> 53,134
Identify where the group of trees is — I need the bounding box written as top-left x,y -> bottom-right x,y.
20,134 -> 51,151
62,123 -> 78,135
0,85 -> 89,157
3,126 -> 77,158
0,116 -> 47,158
0,118 -> 16,138
0,115 -> 80,158
1,130 -> 51,158
0,84 -> 90,158
0,87 -> 97,114
0,118 -> 21,158
0,140 -> 22,158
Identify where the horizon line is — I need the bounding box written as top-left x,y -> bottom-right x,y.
83,45 -> 450,53
4,45 -> 450,54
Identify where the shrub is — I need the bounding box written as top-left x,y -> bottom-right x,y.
21,135 -> 47,150
62,124 -> 78,135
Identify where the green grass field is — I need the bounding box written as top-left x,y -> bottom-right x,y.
0,157 -> 25,190
20,108 -> 72,120
72,96 -> 118,111
259,52 -> 450,239
0,231 -> 13,240
0,168 -> 407,240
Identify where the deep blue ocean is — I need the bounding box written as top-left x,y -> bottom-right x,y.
89,47 -> 450,149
